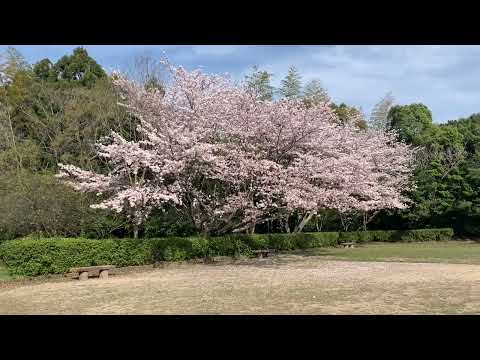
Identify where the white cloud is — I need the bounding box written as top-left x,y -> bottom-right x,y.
191,45 -> 241,56
243,45 -> 480,122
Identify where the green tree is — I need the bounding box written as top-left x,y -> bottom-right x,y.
51,47 -> 106,87
373,110 -> 480,235
0,170 -> 124,240
244,65 -> 274,101
0,47 -> 29,78
33,58 -> 55,81
387,103 -> 434,145
303,79 -> 330,107
0,49 -> 35,116
330,102 -> 367,130
0,50 -> 136,240
279,66 -> 302,99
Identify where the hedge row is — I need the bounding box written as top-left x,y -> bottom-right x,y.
337,228 -> 454,243
0,229 -> 454,276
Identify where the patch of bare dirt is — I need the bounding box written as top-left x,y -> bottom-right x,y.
1,255 -> 479,314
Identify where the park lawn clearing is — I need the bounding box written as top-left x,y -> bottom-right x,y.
0,248 -> 479,314
304,241 -> 480,265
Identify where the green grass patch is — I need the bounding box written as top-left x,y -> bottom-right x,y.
306,241 -> 480,265
0,262 -> 12,281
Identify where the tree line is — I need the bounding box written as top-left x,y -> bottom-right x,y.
1,47 -> 479,239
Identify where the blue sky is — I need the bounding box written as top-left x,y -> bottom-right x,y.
1,45 -> 480,123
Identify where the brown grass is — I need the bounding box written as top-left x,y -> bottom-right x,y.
1,254 -> 479,314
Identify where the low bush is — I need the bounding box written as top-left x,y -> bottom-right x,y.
338,230 -> 398,243
230,232 -> 339,251
208,235 -> 252,257
337,229 -> 453,243
397,228 -> 454,242
0,228 -> 454,276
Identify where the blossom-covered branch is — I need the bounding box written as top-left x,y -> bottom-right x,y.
58,60 -> 416,236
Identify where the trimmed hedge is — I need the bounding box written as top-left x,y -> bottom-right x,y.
396,228 -> 454,242
337,228 -> 454,243
0,238 -> 154,276
0,229 -> 454,276
238,232 -> 340,251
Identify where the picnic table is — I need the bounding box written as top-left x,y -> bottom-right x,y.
340,242 -> 355,248
70,265 -> 116,280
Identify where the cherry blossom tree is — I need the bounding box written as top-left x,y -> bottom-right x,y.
57,132 -> 181,238
322,126 -> 416,231
57,61 -> 416,236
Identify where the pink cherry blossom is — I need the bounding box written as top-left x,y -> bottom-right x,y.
57,61 -> 416,236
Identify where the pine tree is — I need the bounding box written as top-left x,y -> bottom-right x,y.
0,47 -> 29,85
244,65 -> 274,101
303,79 -> 330,107
369,92 -> 395,131
279,66 -> 302,99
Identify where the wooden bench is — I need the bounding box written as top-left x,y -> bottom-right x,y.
252,249 -> 276,258
70,265 -> 116,280
340,242 -> 355,248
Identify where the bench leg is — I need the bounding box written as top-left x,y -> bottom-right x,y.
99,270 -> 109,279
79,271 -> 89,280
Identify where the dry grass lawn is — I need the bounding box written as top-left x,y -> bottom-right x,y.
1,253 -> 479,314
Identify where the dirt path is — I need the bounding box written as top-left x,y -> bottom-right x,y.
1,255 -> 479,314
